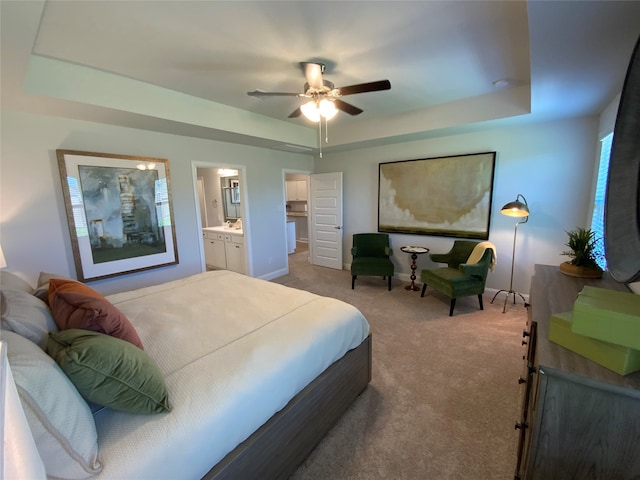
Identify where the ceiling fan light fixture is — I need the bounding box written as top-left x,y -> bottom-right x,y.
249,61 -> 391,123
319,99 -> 337,120
300,100 -> 321,122
301,99 -> 338,122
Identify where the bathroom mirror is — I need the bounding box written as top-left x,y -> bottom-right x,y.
221,176 -> 241,221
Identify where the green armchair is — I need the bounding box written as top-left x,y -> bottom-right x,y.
351,233 -> 394,290
420,240 -> 495,316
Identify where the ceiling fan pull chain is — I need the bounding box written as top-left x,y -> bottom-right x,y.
325,117 -> 329,144
318,120 -> 323,158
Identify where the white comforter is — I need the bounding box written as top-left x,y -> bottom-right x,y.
93,270 -> 369,479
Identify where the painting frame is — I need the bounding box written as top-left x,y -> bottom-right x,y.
378,152 -> 496,239
56,149 -> 179,282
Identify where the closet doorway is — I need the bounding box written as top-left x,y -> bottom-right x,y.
284,172 -> 311,262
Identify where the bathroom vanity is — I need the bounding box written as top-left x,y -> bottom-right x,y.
203,226 -> 245,274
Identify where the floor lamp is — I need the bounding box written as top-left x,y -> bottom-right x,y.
491,194 -> 530,313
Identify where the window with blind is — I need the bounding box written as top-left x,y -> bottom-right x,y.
589,132 -> 613,270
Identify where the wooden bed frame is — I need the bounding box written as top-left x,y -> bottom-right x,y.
203,334 -> 372,480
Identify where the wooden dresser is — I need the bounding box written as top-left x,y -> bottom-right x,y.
515,264 -> 640,479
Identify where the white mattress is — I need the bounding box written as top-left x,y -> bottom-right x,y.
93,270 -> 369,479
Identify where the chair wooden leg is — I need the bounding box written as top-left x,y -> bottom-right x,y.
388,276 -> 392,291
478,294 -> 484,310
449,298 -> 456,316
352,275 -> 356,289
420,283 -> 427,297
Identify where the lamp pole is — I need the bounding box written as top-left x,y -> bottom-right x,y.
491,194 -> 530,313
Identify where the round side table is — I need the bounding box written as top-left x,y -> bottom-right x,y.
400,246 -> 430,291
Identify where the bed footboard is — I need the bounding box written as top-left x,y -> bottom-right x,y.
202,334 -> 372,480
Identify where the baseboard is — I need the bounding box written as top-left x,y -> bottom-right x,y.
259,267 -> 289,281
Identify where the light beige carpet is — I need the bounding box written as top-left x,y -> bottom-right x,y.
273,251 -> 527,480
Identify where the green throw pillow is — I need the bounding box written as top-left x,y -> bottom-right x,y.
47,329 -> 171,414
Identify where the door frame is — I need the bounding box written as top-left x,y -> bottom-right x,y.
197,176 -> 208,228
191,161 -> 253,277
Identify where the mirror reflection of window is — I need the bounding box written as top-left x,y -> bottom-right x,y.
221,176 -> 241,222
230,179 -> 240,204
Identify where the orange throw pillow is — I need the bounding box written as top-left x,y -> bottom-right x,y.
48,278 -> 144,350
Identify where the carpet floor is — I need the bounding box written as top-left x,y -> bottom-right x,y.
273,251 -> 528,479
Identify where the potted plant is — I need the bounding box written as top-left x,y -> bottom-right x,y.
559,227 -> 604,278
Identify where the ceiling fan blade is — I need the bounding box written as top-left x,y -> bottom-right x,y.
334,99 -> 363,116
288,107 -> 302,118
247,90 -> 301,98
338,80 -> 391,96
302,62 -> 324,90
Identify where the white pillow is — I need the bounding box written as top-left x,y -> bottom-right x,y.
1,290 -> 58,349
0,271 -> 34,294
4,330 -> 102,479
628,281 -> 640,294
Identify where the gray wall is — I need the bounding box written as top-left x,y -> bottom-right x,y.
315,116 -> 600,296
0,109 -> 606,298
0,111 -> 312,294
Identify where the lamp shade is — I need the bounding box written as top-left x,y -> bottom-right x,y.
500,194 -> 530,218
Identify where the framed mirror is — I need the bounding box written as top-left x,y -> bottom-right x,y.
221,176 -> 241,221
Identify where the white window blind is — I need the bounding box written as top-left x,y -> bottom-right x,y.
590,132 -> 613,270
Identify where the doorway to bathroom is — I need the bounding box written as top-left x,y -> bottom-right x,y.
194,163 -> 250,276
197,167 -> 243,228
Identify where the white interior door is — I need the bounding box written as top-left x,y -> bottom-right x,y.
310,172 -> 343,269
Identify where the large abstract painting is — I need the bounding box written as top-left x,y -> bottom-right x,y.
57,150 -> 178,282
378,152 -> 496,239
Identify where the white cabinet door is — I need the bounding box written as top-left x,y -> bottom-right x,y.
204,236 -> 226,269
295,180 -> 307,201
286,180 -> 308,201
225,238 -> 245,274
286,181 -> 296,201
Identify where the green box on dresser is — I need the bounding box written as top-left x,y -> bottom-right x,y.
515,265 -> 640,480
549,311 -> 640,375
571,285 -> 640,349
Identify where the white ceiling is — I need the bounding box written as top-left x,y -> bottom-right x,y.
2,0 -> 639,153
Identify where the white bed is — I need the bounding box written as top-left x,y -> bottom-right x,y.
98,270 -> 369,479
1,269 -> 371,480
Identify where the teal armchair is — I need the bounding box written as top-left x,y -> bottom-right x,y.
420,240 -> 494,316
351,233 -> 394,290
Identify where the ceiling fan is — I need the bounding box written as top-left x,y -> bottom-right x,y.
247,62 -> 391,121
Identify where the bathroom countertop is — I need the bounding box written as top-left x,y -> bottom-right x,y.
203,226 -> 243,236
